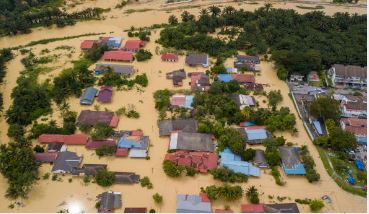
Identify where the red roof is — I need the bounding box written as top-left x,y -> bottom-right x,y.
345,126 -> 367,136
86,140 -> 116,149
115,148 -> 129,157
199,192 -> 210,203
161,53 -> 178,61
232,74 -> 255,83
214,209 -> 234,213
109,116 -> 119,128
341,118 -> 367,127
244,125 -> 267,130
131,130 -> 143,136
38,134 -> 88,145
240,204 -> 265,213
164,151 -> 218,173
102,51 -> 133,61
35,152 -> 58,162
123,40 -> 144,50
80,40 -> 96,49
170,95 -> 186,106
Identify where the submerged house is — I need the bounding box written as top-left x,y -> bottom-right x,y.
80,40 -> 96,50
176,193 -> 212,213
241,203 -> 300,213
169,132 -> 215,152
117,135 -> 149,158
95,64 -> 134,76
123,40 -> 145,52
232,94 -> 256,109
166,69 -> 186,86
234,55 -> 260,71
239,126 -> 271,145
185,54 -> 209,67
218,74 -> 255,85
253,149 -> 268,168
114,172 -> 140,184
170,95 -> 194,109
102,50 -> 133,62
52,151 -> 82,174
340,118 -> 367,145
190,72 -> 210,91
219,148 -> 260,177
85,139 -> 116,150
77,110 -> 119,127
161,53 -> 178,62
279,146 -> 306,175
106,37 -> 122,49
165,151 -> 218,173
96,191 -> 122,213
47,142 -> 67,153
35,152 -> 58,163
72,164 -> 107,176
159,119 -> 198,136
80,87 -> 98,105
98,86 -> 113,103
124,208 -> 147,213
39,134 -> 88,145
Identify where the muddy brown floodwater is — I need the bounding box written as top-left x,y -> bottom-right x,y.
0,0 -> 366,213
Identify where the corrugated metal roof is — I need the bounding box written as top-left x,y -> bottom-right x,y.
218,74 -> 232,83
128,149 -> 147,158
245,128 -> 268,140
219,148 -> 260,177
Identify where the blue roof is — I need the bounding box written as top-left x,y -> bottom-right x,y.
80,87 -> 98,105
184,95 -> 194,109
357,136 -> 367,145
279,147 -> 306,175
118,136 -> 148,150
217,74 -> 232,83
283,164 -> 306,175
107,37 -> 122,47
219,148 -> 260,177
245,128 -> 268,140
312,120 -> 323,135
176,194 -> 211,213
355,160 -> 365,171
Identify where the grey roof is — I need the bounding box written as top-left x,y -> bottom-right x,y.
185,54 -> 208,65
264,203 -> 300,213
72,164 -> 107,176
332,64 -> 367,78
176,194 -> 212,213
253,149 -> 268,168
166,69 -> 186,79
278,147 -> 302,169
236,55 -> 260,63
231,94 -> 256,107
47,142 -> 64,152
52,151 -> 82,173
176,132 -> 214,152
113,172 -> 140,184
80,87 -> 98,105
96,63 -> 134,76
77,110 -> 114,126
159,119 -> 198,136
97,191 -> 122,212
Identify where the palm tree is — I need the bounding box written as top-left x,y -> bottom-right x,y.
246,185 -> 260,204
209,5 -> 221,17
200,8 -> 208,17
223,6 -> 235,15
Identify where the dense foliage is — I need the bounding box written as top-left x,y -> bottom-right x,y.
201,184 -> 243,201
246,185 -> 260,204
160,6 -> 366,76
95,145 -> 117,157
91,123 -> 114,140
314,127 -> 356,151
95,170 -> 115,187
309,199 -> 325,212
308,96 -> 340,121
300,146 -> 320,182
135,49 -> 153,61
210,167 -> 248,183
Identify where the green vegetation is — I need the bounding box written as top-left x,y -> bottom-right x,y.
267,90 -> 283,111
153,89 -> 172,111
333,0 -> 358,3
95,145 -> 117,157
162,160 -> 185,177
308,97 -> 340,121
0,49 -> 13,111
309,199 -> 325,212
98,71 -> 148,89
91,123 -> 114,140
135,49 -> 153,61
140,176 -> 153,189
246,185 -> 260,204
116,105 -> 140,119
314,127 -> 356,152
263,137 -> 285,166
201,184 -> 243,201
33,145 -> 45,153
95,170 -> 115,187
271,166 -> 284,186
210,167 -> 248,183
300,146 -> 320,182
0,0 -> 106,36
152,193 -> 163,204
42,173 -> 50,180
159,5 -> 366,76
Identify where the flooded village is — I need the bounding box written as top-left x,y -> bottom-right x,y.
0,0 -> 367,213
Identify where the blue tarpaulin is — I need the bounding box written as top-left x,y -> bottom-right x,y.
217,74 -> 232,83
347,175 -> 356,185
355,160 -> 365,171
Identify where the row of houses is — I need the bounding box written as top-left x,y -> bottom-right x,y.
176,192 -> 300,213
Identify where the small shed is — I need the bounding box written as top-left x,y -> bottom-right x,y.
98,86 -> 113,103
80,87 -> 98,105
253,150 -> 268,168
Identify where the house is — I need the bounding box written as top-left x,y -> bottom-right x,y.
166,69 -> 186,86
241,204 -> 265,213
263,203 -> 300,213
231,94 -> 256,109
159,119 -> 198,136
123,40 -> 145,52
308,71 -> 320,85
185,54 -> 209,67
235,55 -> 260,64
102,51 -> 134,62
124,208 -> 147,213
72,164 -> 107,176
219,148 -> 260,177
95,64 -> 134,76
340,118 -> 367,145
113,172 -> 140,184
289,73 -> 304,84
341,96 -> 367,118
279,147 -> 306,175
98,86 -> 113,103
245,83 -> 264,91
214,209 -> 234,213
39,134 -> 88,145
85,139 -> 116,150
98,36 -> 112,45
169,132 -> 215,152
34,152 -> 58,163
117,135 -> 149,158
239,126 -> 271,144
217,74 -> 255,85
112,130 -> 144,139
107,37 -> 122,49
96,191 -> 122,213
77,110 -> 119,127
161,53 -> 178,62
80,40 -> 96,50
226,67 -> 237,73
164,151 -> 219,173
52,151 -> 82,174
115,148 -> 129,157
176,193 -> 212,213
80,87 -> 98,105
190,72 -> 210,91
328,64 -> 367,89
170,95 -> 194,109
253,149 -> 268,168
241,203 -> 300,213
47,142 -> 67,152
234,55 -> 260,71
291,85 -> 324,95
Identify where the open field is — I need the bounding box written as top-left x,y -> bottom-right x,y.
0,0 -> 367,213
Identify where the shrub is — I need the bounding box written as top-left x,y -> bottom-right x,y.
152,193 -> 163,204
136,49 -> 152,61
42,173 -> 50,180
140,176 -> 153,189
309,199 -> 324,212
186,167 -> 197,177
163,160 -> 185,177
246,185 -> 259,204
95,145 -> 117,157
91,123 -> 113,140
210,167 -> 248,183
33,145 -> 45,153
202,184 -> 243,201
95,170 -> 115,187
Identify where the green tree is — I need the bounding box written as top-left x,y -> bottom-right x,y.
95,145 -> 117,157
136,49 -> 153,61
241,148 -> 256,161
267,90 -> 283,111
140,176 -> 153,189
95,170 -> 115,187
33,145 -> 44,153
163,160 -> 185,177
152,193 -> 163,204
153,89 -> 172,110
181,11 -> 195,22
210,167 -> 248,183
7,124 -> 25,141
246,185 -> 260,204
329,128 -> 356,151
309,199 -> 324,212
91,123 -> 114,140
309,97 -> 340,121
168,15 -> 178,25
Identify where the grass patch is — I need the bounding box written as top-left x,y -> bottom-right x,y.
296,5 -> 324,10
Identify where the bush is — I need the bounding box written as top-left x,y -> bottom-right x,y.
356,171 -> 367,182
202,184 -> 243,201
210,167 -> 248,183
7,124 -> 25,140
136,49 -> 153,61
33,145 -> 45,153
163,160 -> 184,177
246,186 -> 259,204
271,166 -> 284,186
140,176 -> 153,189
185,167 -> 197,177
135,73 -> 148,87
149,209 -> 156,213
42,173 -> 50,180
95,145 -> 117,157
152,193 -> 163,204
309,199 -> 324,212
241,148 -> 256,161
91,123 -> 113,140
95,170 -> 115,187
83,176 -> 91,184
